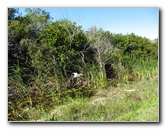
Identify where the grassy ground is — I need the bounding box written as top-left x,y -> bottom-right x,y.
31,73 -> 159,122
8,62 -> 158,122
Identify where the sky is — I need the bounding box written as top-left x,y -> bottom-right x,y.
18,8 -> 159,40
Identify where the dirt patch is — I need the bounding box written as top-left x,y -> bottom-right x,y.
91,97 -> 109,106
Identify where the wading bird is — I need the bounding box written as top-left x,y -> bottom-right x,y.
73,72 -> 83,78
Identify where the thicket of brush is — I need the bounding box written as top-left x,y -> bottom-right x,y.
8,8 -> 158,121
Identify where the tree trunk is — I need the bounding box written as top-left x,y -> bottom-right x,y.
97,49 -> 104,78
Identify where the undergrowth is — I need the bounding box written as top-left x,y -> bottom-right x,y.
8,59 -> 158,121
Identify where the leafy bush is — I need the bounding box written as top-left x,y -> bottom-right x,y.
28,19 -> 95,78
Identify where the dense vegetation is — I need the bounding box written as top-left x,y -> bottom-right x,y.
8,8 -> 158,121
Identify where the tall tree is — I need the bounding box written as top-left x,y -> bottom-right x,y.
86,26 -> 113,76
8,8 -> 19,22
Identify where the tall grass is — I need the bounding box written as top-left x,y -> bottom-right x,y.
8,56 -> 158,121
114,57 -> 158,83
8,61 -> 106,120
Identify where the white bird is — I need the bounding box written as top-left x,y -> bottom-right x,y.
73,72 -> 83,78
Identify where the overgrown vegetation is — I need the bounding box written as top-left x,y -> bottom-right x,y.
8,8 -> 158,121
